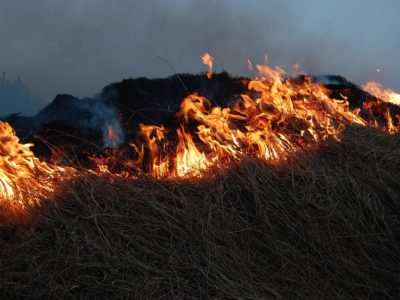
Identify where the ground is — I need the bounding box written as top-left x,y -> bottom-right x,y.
0,126 -> 399,299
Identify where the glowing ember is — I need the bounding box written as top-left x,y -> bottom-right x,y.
201,52 -> 214,79
363,81 -> 400,106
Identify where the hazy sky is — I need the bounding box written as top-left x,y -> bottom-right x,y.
0,0 -> 399,112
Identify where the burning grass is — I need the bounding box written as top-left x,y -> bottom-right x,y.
0,125 -> 399,299
1,54 -> 400,298
0,121 -> 74,217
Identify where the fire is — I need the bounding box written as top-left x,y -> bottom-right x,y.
173,74 -> 366,164
176,126 -> 209,176
138,124 -> 170,177
0,121 -> 73,215
106,125 -> 119,148
108,125 -> 117,141
103,122 -> 123,148
362,81 -> 400,106
1,53 -> 400,213
125,60 -> 398,178
124,122 -> 208,177
201,52 -> 214,79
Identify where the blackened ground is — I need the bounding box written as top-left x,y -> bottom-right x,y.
0,125 -> 399,299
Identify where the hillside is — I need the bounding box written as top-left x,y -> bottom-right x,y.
1,71 -> 400,299
0,125 -> 399,299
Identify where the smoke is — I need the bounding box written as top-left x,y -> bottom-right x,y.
0,0 -> 399,114
36,92 -> 124,148
75,96 -> 124,148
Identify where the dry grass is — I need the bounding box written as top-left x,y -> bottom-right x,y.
0,126 -> 400,299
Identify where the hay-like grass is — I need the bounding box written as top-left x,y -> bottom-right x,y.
1,126 -> 399,299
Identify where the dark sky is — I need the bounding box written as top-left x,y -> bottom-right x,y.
0,0 -> 399,114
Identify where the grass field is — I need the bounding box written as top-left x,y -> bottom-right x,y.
1,125 -> 399,299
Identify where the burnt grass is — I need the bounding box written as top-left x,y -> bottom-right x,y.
0,126 -> 400,299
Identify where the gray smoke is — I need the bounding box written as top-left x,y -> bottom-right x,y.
75,97 -> 124,148
0,0 -> 399,114
36,93 -> 124,148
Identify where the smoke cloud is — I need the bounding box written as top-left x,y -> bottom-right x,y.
0,0 -> 399,114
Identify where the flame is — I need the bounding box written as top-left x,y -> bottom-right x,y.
134,123 -> 209,177
176,126 -> 209,176
362,81 -> 400,106
108,125 -> 117,141
106,125 -> 119,148
124,58 -> 398,178
0,121 -> 73,215
1,54 -> 400,213
138,124 -> 170,177
174,75 -> 366,164
201,52 -> 214,79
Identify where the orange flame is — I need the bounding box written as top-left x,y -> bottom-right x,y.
0,121 -> 73,215
108,125 -> 117,141
1,54 -> 400,213
139,124 -> 170,177
176,126 -> 209,176
201,52 -> 214,79
125,58 -> 398,178
106,125 -> 119,148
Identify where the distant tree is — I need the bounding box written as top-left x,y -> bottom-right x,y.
0,72 -> 42,116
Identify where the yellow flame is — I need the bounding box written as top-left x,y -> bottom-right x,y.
0,121 -> 73,215
2,54 -> 400,213
125,57 -> 398,178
